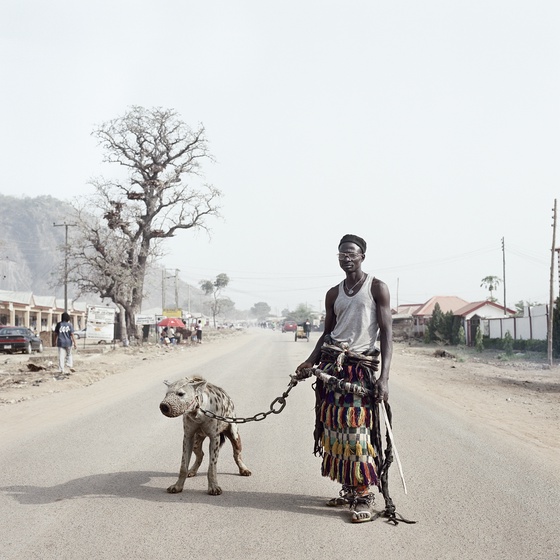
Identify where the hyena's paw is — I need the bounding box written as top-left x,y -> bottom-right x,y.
166,483 -> 184,494
207,484 -> 222,496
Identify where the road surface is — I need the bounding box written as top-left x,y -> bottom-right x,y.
0,329 -> 558,559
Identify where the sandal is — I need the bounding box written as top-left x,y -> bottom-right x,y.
326,485 -> 354,507
326,496 -> 349,507
350,494 -> 375,523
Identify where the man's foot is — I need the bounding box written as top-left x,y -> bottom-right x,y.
326,496 -> 349,507
326,485 -> 354,507
350,493 -> 375,523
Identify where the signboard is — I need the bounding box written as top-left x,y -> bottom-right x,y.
163,308 -> 182,318
135,314 -> 155,325
86,306 -> 116,342
87,306 -> 116,324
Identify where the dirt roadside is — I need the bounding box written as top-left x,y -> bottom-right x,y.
394,343 -> 559,454
1,334 -> 558,455
0,329 -> 243,405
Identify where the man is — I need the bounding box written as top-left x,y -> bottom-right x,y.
304,320 -> 311,341
295,233 -> 392,523
54,312 -> 77,376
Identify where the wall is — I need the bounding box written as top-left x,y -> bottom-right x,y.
485,305 -> 548,341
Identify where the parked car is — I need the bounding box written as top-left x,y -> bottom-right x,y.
74,329 -> 87,339
0,327 -> 44,354
282,321 -> 298,333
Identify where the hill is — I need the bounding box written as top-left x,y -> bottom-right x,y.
0,194 -> 205,312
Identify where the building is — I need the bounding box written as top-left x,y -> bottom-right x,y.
410,295 -> 470,337
454,300 -> 517,345
0,289 -> 86,332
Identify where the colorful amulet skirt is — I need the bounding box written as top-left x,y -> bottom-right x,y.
316,361 -> 379,489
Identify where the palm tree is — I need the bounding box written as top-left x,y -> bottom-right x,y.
480,276 -> 501,302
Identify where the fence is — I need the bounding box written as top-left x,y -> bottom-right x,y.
485,305 -> 548,341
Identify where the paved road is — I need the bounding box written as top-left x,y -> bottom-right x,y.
0,329 -> 558,559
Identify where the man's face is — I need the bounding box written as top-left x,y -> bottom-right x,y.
337,242 -> 365,272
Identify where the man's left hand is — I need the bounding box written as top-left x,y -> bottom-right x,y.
375,377 -> 389,402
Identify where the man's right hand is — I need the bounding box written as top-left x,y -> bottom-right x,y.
293,361 -> 315,380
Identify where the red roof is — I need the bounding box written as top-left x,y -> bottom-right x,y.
413,296 -> 470,317
454,300 -> 516,317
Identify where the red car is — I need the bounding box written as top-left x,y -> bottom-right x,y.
282,321 -> 298,333
0,327 -> 44,354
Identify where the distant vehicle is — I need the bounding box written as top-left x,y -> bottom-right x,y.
74,329 -> 87,339
74,327 -> 112,344
282,321 -> 298,333
0,327 -> 44,354
295,324 -> 309,341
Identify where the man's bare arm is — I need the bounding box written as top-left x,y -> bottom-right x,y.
373,279 -> 392,401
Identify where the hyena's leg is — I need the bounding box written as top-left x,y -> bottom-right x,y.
225,424 -> 252,476
167,430 -> 195,494
187,432 -> 205,477
207,433 -> 223,495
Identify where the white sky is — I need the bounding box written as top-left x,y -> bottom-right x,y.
2,1 -> 559,314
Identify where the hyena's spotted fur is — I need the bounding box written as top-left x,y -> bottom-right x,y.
159,376 -> 251,495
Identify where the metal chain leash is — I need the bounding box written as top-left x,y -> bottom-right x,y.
199,379 -> 299,424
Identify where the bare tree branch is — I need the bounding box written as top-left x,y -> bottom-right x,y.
65,106 -> 222,337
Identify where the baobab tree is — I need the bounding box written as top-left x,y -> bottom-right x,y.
65,106 -> 222,339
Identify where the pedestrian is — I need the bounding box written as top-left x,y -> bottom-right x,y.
54,312 -> 77,376
304,320 -> 311,341
196,320 -> 203,344
168,326 -> 176,344
295,234 -> 393,523
160,327 -> 170,345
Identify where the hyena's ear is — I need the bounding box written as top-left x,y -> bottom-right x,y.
191,379 -> 208,395
163,380 -> 171,387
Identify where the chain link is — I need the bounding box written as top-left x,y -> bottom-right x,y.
199,379 -> 299,424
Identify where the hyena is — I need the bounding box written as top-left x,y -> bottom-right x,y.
159,376 -> 251,495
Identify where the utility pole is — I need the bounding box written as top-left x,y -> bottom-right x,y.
174,269 -> 180,310
161,268 -> 176,314
162,269 -> 165,311
548,199 -> 557,367
53,222 -> 76,312
501,237 -> 507,315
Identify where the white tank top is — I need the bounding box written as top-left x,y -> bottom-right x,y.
331,274 -> 379,353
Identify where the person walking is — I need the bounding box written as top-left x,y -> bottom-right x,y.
196,320 -> 203,344
54,312 -> 77,376
304,320 -> 311,341
295,234 -> 393,523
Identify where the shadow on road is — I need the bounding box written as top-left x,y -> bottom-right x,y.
1,470 -> 357,520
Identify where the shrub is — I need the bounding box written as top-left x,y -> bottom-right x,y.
503,331 -> 514,356
457,325 -> 466,346
483,337 -> 547,353
475,326 -> 484,352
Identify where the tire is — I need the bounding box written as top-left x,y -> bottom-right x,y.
37,341 -> 44,353
25,342 -> 32,354
294,333 -> 298,342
